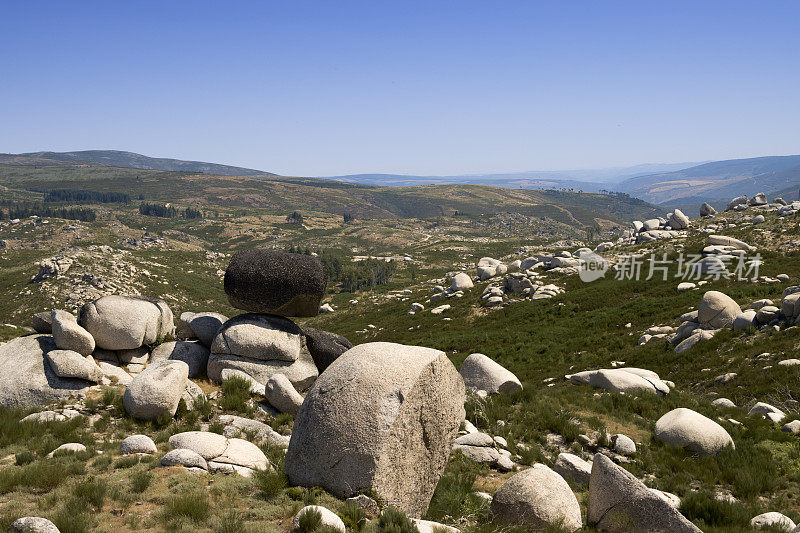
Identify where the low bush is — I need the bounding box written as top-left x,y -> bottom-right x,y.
161,490 -> 210,527
220,375 -> 252,414
252,468 -> 287,499
130,470 -> 154,493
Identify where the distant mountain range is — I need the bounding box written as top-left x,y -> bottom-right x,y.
2,150 -> 799,208
614,155 -> 800,206
321,162 -> 703,191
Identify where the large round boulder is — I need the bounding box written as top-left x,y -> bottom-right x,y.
209,313 -> 318,391
224,249 -> 327,317
211,314 -> 304,362
0,335 -> 93,408
698,291 -> 741,329
302,327 -> 353,373
285,342 -> 465,518
654,407 -> 734,455
123,360 -> 189,420
459,353 -> 522,395
78,295 -> 175,350
490,464 -> 582,531
588,453 -> 701,532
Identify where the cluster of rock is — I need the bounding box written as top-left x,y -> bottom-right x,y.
453,426 -> 516,471
481,273 -> 564,307
0,295 -> 177,409
627,209 -> 691,244
1,250 -> 352,423
31,254 -> 75,282
724,192 -> 793,213
160,431 -> 270,477
640,287 -> 800,354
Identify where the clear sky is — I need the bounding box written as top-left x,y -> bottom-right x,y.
1,1 -> 799,176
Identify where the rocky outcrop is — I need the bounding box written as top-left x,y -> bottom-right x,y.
150,341 -> 209,378
51,310 -> 95,355
209,313 -> 318,390
46,350 -> 104,382
698,291 -> 741,329
568,368 -> 669,396
302,327 -> 353,373
177,311 -> 228,346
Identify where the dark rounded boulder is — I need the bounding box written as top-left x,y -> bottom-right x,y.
303,327 -> 353,373
224,250 -> 327,317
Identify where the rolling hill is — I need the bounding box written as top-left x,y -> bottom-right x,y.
0,163 -> 659,227
0,150 -> 277,178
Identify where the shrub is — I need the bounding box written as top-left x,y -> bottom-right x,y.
113,455 -> 140,469
426,454 -> 483,522
213,509 -> 244,533
130,470 -> 154,493
253,468 -> 287,499
14,451 -> 35,466
0,459 -> 72,493
680,490 -> 751,528
296,508 -> 322,533
52,497 -> 92,533
340,501 -> 367,531
193,394 -> 213,421
73,476 -> 107,509
220,375 -> 252,414
161,491 -> 210,526
286,211 -> 304,224
91,454 -> 112,471
377,507 -> 419,533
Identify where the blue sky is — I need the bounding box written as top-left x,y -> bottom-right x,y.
1,1 -> 798,176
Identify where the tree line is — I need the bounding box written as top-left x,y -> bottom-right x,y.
0,203 -> 96,222
287,246 -> 397,293
41,189 -> 131,204
139,203 -> 203,219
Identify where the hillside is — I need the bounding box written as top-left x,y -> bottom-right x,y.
0,185 -> 799,532
2,150 -> 278,178
0,163 -> 660,227
617,155 -> 800,205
